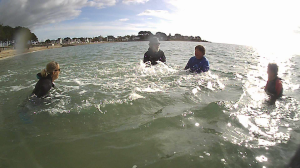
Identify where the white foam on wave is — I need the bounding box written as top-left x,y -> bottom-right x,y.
137,87 -> 162,93
236,73 -> 243,79
137,60 -> 177,76
217,80 -> 225,89
63,85 -> 80,91
192,87 -> 201,95
36,59 -> 228,116
178,72 -> 226,97
128,92 -> 145,100
206,81 -> 215,91
79,90 -> 87,95
10,85 -> 29,92
74,78 -> 84,86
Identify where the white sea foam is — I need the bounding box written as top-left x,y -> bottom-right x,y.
10,85 -> 29,91
137,60 -> 177,76
79,90 -> 87,95
128,92 -> 145,100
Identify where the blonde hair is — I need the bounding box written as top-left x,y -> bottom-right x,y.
41,61 -> 58,77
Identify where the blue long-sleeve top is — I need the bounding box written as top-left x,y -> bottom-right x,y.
184,56 -> 209,73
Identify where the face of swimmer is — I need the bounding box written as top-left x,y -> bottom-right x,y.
267,67 -> 275,80
52,64 -> 60,81
195,48 -> 204,60
267,63 -> 278,80
150,43 -> 160,52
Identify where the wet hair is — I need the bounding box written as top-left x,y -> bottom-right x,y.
41,61 -> 59,77
195,45 -> 205,55
268,63 -> 278,76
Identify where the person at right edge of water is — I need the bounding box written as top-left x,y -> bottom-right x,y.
184,45 -> 209,73
264,63 -> 283,105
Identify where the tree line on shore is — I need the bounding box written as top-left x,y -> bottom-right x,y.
0,24 -> 208,45
137,31 -> 208,42
0,24 -> 38,43
44,31 -> 208,44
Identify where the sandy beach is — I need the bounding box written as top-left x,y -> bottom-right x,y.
0,45 -> 62,60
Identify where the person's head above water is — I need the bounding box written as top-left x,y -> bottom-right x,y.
41,61 -> 60,81
149,37 -> 160,52
195,45 -> 205,60
267,63 -> 278,80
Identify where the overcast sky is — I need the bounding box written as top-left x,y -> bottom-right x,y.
0,0 -> 299,46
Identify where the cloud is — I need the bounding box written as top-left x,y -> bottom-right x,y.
137,10 -> 172,19
87,0 -> 116,8
122,0 -> 149,4
119,18 -> 129,22
0,0 -> 116,28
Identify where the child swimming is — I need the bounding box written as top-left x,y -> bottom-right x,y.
265,63 -> 283,104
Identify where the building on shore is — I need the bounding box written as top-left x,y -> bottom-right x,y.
130,35 -> 140,41
56,38 -> 62,44
175,34 -> 182,40
0,40 -> 14,47
86,38 -> 92,43
98,36 -> 103,41
107,35 -> 115,42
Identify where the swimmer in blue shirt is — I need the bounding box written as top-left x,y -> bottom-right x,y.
184,45 -> 209,73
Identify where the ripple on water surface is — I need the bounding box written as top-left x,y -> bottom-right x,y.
0,42 -> 299,168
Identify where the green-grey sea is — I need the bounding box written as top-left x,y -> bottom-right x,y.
0,41 -> 299,168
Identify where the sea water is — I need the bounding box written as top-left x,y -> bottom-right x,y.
0,41 -> 299,168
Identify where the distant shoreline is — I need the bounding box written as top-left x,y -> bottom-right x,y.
0,45 -> 61,60
0,42 -> 108,60
0,40 -> 210,61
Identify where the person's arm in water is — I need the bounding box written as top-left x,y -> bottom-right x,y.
271,79 -> 282,101
275,79 -> 282,97
268,79 -> 283,104
264,81 -> 275,104
143,52 -> 150,63
184,58 -> 191,70
184,63 -> 189,70
264,81 -> 268,92
200,59 -> 209,73
160,51 -> 166,64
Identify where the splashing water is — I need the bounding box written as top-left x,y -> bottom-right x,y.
0,42 -> 299,168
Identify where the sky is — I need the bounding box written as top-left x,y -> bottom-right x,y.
0,0 -> 299,46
